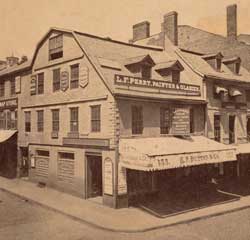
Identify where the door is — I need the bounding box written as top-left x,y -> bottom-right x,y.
20,147 -> 29,177
229,115 -> 235,144
86,155 -> 103,198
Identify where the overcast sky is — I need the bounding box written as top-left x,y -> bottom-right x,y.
1,0 -> 250,60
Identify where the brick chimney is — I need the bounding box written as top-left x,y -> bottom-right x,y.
161,11 -> 178,46
227,4 -> 237,41
132,21 -> 150,42
6,56 -> 19,67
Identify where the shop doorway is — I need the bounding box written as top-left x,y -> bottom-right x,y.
20,147 -> 29,178
86,155 -> 103,199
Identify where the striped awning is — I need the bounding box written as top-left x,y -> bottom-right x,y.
119,136 -> 237,171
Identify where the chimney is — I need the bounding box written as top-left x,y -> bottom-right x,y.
227,4 -> 237,41
132,21 -> 150,42
6,56 -> 19,68
161,11 -> 178,46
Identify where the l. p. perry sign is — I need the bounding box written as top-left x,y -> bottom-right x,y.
114,74 -> 201,96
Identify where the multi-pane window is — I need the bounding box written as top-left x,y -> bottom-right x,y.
141,65 -> 151,79
25,111 -> 31,132
37,73 -> 44,94
70,107 -> 78,132
172,70 -> 180,83
132,106 -> 143,135
37,110 -> 44,132
0,111 -> 5,129
70,64 -> 79,89
53,68 -> 60,92
91,105 -> 101,132
52,109 -> 59,132
10,78 -> 15,95
160,108 -> 170,134
0,81 -> 4,97
214,115 -> 221,142
49,35 -> 63,60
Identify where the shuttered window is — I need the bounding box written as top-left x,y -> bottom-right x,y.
70,64 -> 79,89
52,109 -> 59,132
37,110 -> 44,132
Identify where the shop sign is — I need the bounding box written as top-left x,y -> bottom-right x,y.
79,66 -> 89,88
120,149 -> 236,171
104,157 -> 113,195
60,71 -> 69,91
114,74 -> 201,96
172,107 -> 190,135
118,164 -> 127,195
0,99 -> 17,109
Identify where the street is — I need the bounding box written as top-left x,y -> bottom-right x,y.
0,190 -> 250,240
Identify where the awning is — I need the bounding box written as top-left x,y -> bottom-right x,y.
0,130 -> 17,143
237,143 -> 250,154
119,136 -> 237,171
229,88 -> 242,97
215,86 -> 228,94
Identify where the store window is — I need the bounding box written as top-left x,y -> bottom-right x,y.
37,110 -> 44,132
70,107 -> 78,132
53,68 -> 60,92
70,64 -> 79,89
6,111 -> 11,129
25,111 -> 31,132
37,73 -> 44,94
49,34 -> 63,60
10,78 -> 15,96
0,81 -> 4,97
0,111 -> 5,129
91,105 -> 101,132
52,109 -> 60,132
132,105 -> 143,135
247,117 -> 250,142
160,108 -> 170,134
10,111 -> 17,129
214,114 -> 221,142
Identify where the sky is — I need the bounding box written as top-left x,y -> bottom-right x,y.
1,0 -> 250,60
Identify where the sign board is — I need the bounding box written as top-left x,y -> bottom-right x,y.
79,66 -> 89,88
60,71 -> 69,91
104,157 -> 113,195
0,99 -> 17,109
15,76 -> 21,93
30,75 -> 37,95
118,164 -> 127,195
172,107 -> 190,135
120,149 -> 236,171
114,74 -> 201,96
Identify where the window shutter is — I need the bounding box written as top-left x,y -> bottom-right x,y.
79,64 -> 89,88
30,75 -> 37,95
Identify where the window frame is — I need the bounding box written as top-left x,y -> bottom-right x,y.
10,77 -> 15,96
0,81 -> 5,97
214,114 -> 221,142
49,34 -> 63,60
131,105 -> 143,135
53,68 -> 60,92
91,105 -> 101,132
52,109 -> 60,132
70,107 -> 79,132
37,72 -> 44,95
70,64 -> 79,89
25,111 -> 31,132
37,110 -> 44,132
160,107 -> 171,134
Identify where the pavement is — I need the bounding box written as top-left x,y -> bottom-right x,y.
1,176 -> 250,233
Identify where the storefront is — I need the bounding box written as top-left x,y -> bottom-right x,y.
237,143 -> 250,179
119,136 -> 237,206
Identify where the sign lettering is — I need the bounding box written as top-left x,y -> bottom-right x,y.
104,157 -> 113,195
172,107 -> 190,135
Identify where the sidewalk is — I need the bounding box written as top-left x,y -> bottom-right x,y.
1,177 -> 250,233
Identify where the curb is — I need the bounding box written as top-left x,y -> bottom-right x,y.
1,187 -> 250,233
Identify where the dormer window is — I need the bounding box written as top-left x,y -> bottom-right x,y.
202,52 -> 223,71
49,34 -> 63,60
124,54 -> 155,79
222,57 -> 241,75
155,60 -> 184,83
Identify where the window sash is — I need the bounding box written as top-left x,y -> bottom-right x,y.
160,108 -> 170,134
37,73 -> 44,94
70,108 -> 78,132
53,69 -> 60,91
132,106 -> 143,134
70,64 -> 79,89
37,111 -> 44,132
0,82 -> 5,97
91,106 -> 101,132
10,78 -> 15,95
52,110 -> 60,132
